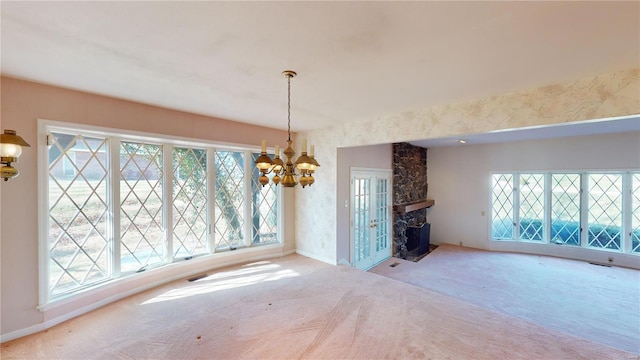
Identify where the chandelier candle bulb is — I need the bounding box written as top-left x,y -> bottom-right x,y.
302,139 -> 307,154
275,145 -> 280,157
261,140 -> 267,153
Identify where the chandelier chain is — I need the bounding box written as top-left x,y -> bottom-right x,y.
287,75 -> 292,142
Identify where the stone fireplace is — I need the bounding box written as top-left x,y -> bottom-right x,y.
392,142 -> 431,260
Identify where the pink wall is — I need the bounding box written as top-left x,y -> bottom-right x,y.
0,76 -> 291,338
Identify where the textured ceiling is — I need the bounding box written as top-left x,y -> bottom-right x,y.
410,115 -> 640,148
1,1 -> 638,134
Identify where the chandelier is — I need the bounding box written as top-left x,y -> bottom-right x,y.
255,70 -> 319,188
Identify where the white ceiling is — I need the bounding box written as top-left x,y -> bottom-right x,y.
1,1 -> 639,139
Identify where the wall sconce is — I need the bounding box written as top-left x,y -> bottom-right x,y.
1,129 -> 31,181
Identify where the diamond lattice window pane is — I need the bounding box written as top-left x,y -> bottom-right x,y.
587,174 -> 622,250
551,174 -> 581,246
214,151 -> 246,250
491,174 -> 514,240
120,142 -> 165,272
632,173 -> 640,253
48,132 -> 110,297
173,147 -> 208,258
250,153 -> 279,245
519,174 -> 545,241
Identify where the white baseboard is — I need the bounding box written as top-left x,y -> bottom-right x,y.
295,249 -> 336,265
282,249 -> 297,257
0,323 -> 46,343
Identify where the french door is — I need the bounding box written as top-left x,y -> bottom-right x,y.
351,169 -> 392,270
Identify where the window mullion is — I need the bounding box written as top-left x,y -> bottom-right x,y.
622,172 -> 632,253
544,173 -> 552,244
580,173 -> 588,248
208,148 -> 216,253
631,172 -> 640,254
243,150 -> 252,248
110,137 -> 121,278
164,145 -> 173,263
513,173 -> 520,241
277,176 -> 284,245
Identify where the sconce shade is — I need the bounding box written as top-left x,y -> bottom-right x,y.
295,153 -> 312,171
0,129 -> 30,160
255,153 -> 274,170
1,130 -> 31,147
1,130 -> 30,160
272,156 -> 284,173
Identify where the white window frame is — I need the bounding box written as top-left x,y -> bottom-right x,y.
38,119 -> 282,307
585,172 -> 624,252
517,173 -> 546,243
489,171 -> 639,256
490,173 -> 515,240
549,173 -> 582,247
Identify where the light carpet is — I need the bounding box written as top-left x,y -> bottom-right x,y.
1,252 -> 637,359
370,244 -> 640,355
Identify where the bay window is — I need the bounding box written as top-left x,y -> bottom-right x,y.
42,122 -> 280,304
491,171 -> 639,255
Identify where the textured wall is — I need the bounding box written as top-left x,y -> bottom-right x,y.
295,68 -> 640,265
392,143 -> 428,258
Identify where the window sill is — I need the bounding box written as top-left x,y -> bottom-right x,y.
38,243 -> 288,313
489,240 -> 640,270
